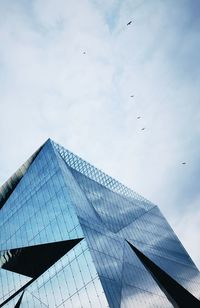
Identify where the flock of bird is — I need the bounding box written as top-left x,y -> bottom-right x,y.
82,19 -> 186,166
128,21 -> 186,166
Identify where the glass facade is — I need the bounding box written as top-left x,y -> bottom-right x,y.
0,139 -> 200,307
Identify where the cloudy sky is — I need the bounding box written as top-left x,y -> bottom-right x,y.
0,0 -> 200,267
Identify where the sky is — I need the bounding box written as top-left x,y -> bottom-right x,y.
0,0 -> 200,267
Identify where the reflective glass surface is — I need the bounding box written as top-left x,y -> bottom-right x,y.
0,141 -> 108,307
0,139 -> 200,307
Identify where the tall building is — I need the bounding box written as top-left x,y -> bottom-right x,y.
0,139 -> 200,307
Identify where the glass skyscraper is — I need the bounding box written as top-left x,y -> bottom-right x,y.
0,139 -> 200,307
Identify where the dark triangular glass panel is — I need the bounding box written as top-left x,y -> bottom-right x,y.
14,291 -> 24,308
1,238 -> 83,278
0,238 -> 83,307
127,241 -> 200,308
0,144 -> 43,210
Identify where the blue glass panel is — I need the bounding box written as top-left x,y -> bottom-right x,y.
70,168 -> 147,233
0,142 -> 108,307
1,139 -> 200,307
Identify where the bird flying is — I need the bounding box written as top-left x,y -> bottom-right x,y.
141,128 -> 146,130
127,21 -> 132,26
137,117 -> 141,119
130,95 -> 134,98
182,162 -> 186,165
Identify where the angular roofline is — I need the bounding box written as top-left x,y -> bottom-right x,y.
0,138 -> 155,211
